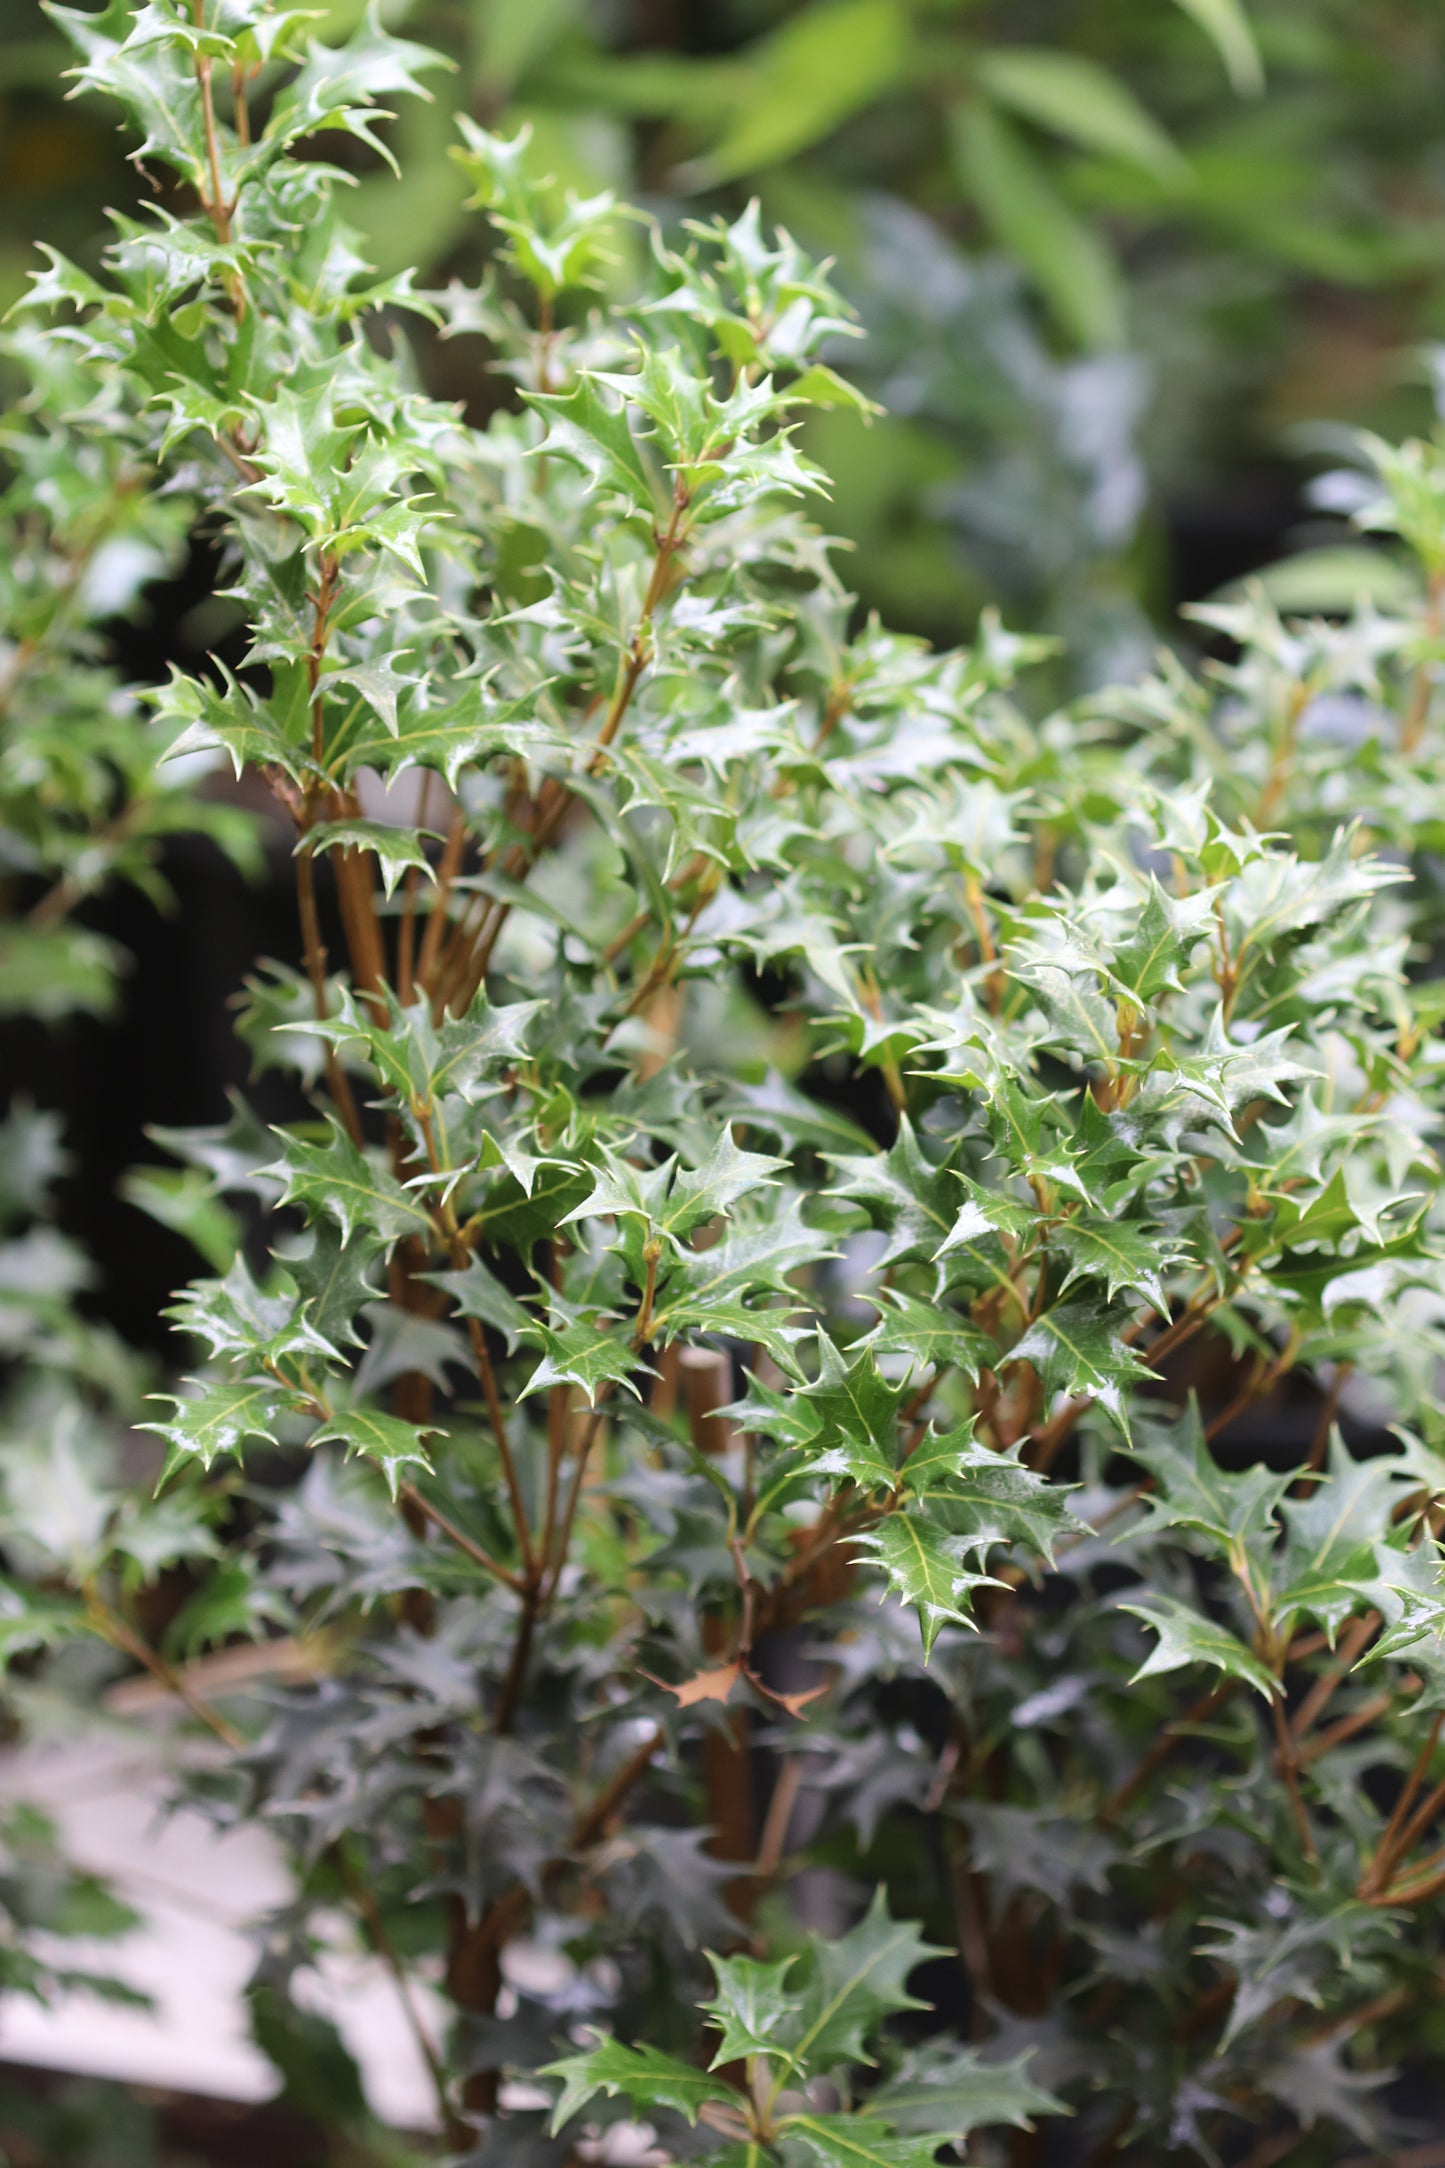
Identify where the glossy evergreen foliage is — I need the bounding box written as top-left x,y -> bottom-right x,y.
7,6 -> 1445,2163
14,1 -> 1445,673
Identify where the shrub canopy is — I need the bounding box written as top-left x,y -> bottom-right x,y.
5,7 -> 1445,2165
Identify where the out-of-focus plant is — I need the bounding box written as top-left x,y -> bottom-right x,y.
9,0 -> 1445,663
309,0 -> 1445,664
12,9 -> 1445,2166
0,228 -> 258,2066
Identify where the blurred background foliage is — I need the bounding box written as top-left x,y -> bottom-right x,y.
5,0 -> 1445,674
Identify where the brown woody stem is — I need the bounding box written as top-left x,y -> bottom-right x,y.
84,1588 -> 243,1749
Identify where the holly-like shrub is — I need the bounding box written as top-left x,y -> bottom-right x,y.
8,7 -> 1445,2164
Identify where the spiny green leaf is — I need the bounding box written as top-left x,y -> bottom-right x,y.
303,821 -> 436,901
901,1425 -> 1081,1562
527,374 -> 661,516
788,1889 -> 942,2070
428,1257 -> 536,1354
782,2114 -> 945,2168
0,1581 -> 87,1662
854,1514 -> 998,1656
1008,1303 -> 1154,1435
872,2041 -> 1064,2139
1050,1215 -> 1185,1313
142,1376 -> 289,1474
700,1951 -> 803,2069
345,694 -> 563,792
1275,1433 -> 1416,1638
308,1407 -> 438,1499
827,1119 -> 959,1271
862,1290 -> 996,1383
797,1337 -> 910,1490
1120,1593 -> 1277,1699
164,1256 -> 340,1368
520,1313 -> 641,1403
267,1122 -> 436,1246
542,2035 -> 734,2134
281,1224 -> 387,1351
1126,1400 -> 1293,1550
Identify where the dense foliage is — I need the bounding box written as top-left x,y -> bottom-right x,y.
8,6 -> 1445,2165
11,0 -> 1445,663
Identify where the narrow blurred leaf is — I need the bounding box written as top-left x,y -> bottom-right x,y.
976,50 -> 1186,183
1170,0 -> 1264,94
950,100 -> 1125,350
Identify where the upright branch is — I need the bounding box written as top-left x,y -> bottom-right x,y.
31,30 -> 1445,2162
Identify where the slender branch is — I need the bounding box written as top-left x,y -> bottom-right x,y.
27,804 -> 142,930
1101,1679 -> 1235,1824
572,1726 -> 665,1849
416,806 -> 467,992
634,1242 -> 661,1346
1289,1611 -> 1379,1741
963,871 -> 1005,1015
396,772 -> 435,1004
1362,1712 -> 1444,1896
1401,566 -> 1445,755
493,1586 -> 539,1736
755,1755 -> 804,1881
1270,1692 -> 1318,1866
542,1398 -> 611,1606
83,1587 -> 243,1749
1206,1329 -> 1300,1444
397,1482 -> 527,1594
1302,1363 -> 1350,1479
333,830 -> 390,1025
446,483 -> 692,1010
0,633 -> 40,720
603,903 -> 652,965
231,59 -> 253,148
1254,678 -> 1307,828
418,1107 -> 536,1578
192,30 -> 231,245
1026,1294 -> 1219,1473
1297,1688 -> 1398,1767
1366,1749 -> 1445,1896
334,1840 -> 456,2144
623,885 -> 711,1021
1299,1985 -> 1408,2049
189,0 -> 245,315
295,841 -> 364,1145
1367,1844 -> 1445,1907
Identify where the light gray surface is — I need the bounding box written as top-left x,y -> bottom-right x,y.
0,1727 -> 442,2128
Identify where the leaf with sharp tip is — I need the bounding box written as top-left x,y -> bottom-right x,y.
519,1313 -> 640,1403
782,2113 -> 948,2168
901,1425 -> 1081,1563
541,2035 -> 734,2134
1007,1304 -> 1155,1436
307,1407 -> 438,1499
789,1889 -> 944,2070
141,1377 -> 289,1474
427,1257 -> 536,1354
267,1122 -> 435,1247
700,1951 -> 803,2069
796,1337 -> 909,1490
872,2041 -> 1064,2139
303,821 -> 437,902
527,374 -> 662,517
854,1514 -> 997,1656
1120,1593 -> 1277,1699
